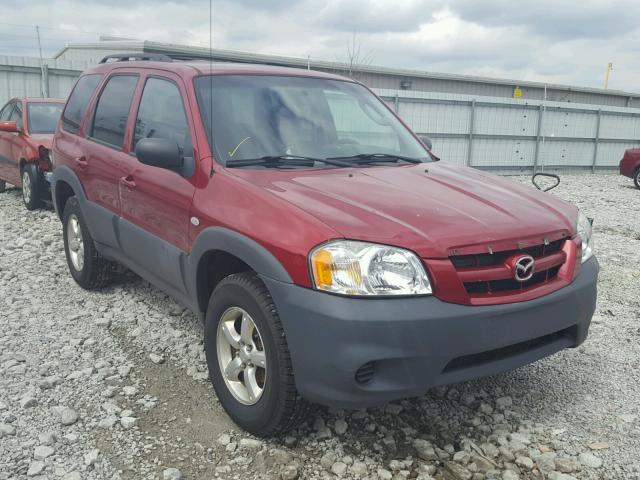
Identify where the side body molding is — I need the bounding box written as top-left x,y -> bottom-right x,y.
187,227 -> 294,316
51,169 -> 294,321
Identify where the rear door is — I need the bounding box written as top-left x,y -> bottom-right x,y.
0,101 -> 16,182
4,101 -> 24,185
118,72 -> 197,293
84,73 -> 139,225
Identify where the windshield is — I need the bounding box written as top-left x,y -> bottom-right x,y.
27,103 -> 63,134
194,75 -> 430,166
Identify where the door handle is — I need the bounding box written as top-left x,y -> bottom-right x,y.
120,176 -> 136,190
74,156 -> 87,167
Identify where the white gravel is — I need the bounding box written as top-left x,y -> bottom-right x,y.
0,173 -> 639,480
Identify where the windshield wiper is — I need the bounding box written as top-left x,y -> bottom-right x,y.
327,153 -> 423,164
226,155 -> 351,168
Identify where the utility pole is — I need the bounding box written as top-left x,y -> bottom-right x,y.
36,25 -> 47,97
604,62 -> 613,89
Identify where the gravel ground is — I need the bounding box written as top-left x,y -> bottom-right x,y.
0,173 -> 638,480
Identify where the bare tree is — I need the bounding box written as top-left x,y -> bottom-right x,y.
345,32 -> 374,80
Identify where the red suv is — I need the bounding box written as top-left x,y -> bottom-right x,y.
0,97 -> 65,209
620,148 -> 640,189
51,54 -> 599,436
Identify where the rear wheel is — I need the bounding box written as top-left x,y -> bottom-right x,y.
62,196 -> 116,290
204,272 -> 308,436
0,180 -> 5,193
21,164 -> 43,210
634,168 -> 640,189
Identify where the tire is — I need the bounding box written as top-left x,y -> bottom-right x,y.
62,196 -> 115,290
634,168 -> 640,190
204,272 -> 308,436
0,180 -> 5,193
21,163 -> 43,210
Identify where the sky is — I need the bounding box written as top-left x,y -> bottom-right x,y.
2,0 -> 640,92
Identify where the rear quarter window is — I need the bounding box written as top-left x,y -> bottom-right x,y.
62,74 -> 102,134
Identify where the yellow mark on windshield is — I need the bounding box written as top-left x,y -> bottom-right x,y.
228,137 -> 252,157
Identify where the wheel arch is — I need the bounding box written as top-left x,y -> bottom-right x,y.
51,165 -> 87,220
189,227 -> 293,317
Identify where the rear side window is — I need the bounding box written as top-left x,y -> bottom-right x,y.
62,74 -> 102,134
90,75 -> 138,148
28,103 -> 64,134
133,77 -> 191,155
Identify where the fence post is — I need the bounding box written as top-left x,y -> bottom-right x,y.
394,94 -> 400,113
533,103 -> 545,173
467,99 -> 476,166
592,109 -> 601,173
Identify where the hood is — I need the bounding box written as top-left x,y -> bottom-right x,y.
229,162 -> 577,258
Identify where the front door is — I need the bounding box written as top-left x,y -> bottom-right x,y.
118,73 -> 196,293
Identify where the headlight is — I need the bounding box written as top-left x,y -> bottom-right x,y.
576,211 -> 594,263
310,240 -> 432,296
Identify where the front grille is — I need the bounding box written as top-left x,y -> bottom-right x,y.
464,266 -> 561,295
450,239 -> 566,297
451,239 -> 563,269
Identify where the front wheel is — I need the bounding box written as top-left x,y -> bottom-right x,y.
0,180 -> 5,193
204,273 -> 308,436
634,168 -> 640,189
22,164 -> 43,210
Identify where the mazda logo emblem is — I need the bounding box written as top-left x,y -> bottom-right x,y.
513,255 -> 535,282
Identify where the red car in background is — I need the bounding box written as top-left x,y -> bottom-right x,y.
0,97 -> 65,209
620,148 -> 640,189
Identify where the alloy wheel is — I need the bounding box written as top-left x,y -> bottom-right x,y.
66,214 -> 85,271
22,171 -> 32,204
216,306 -> 267,405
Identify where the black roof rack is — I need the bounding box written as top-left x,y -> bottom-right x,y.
99,53 -> 173,64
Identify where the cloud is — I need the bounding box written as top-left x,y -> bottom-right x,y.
0,0 -> 638,93
448,0 -> 640,39
314,0 -> 443,33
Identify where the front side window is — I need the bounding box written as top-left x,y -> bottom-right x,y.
133,77 -> 191,155
194,75 -> 429,166
62,74 -> 102,134
90,75 -> 138,148
27,103 -> 64,134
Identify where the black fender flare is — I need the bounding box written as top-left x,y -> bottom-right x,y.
51,165 -> 88,219
187,227 -> 293,314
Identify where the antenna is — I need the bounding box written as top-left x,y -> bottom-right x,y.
209,0 -> 215,176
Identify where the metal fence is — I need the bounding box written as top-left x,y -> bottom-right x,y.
376,89 -> 640,172
1,55 -> 638,173
0,55 -> 89,103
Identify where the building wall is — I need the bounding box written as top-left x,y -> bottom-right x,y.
1,51 -> 637,172
0,55 -> 90,104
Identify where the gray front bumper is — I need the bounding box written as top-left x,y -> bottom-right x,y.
262,258 -> 599,408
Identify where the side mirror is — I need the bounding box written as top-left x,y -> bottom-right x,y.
135,138 -> 183,171
0,121 -> 19,133
417,134 -> 433,151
